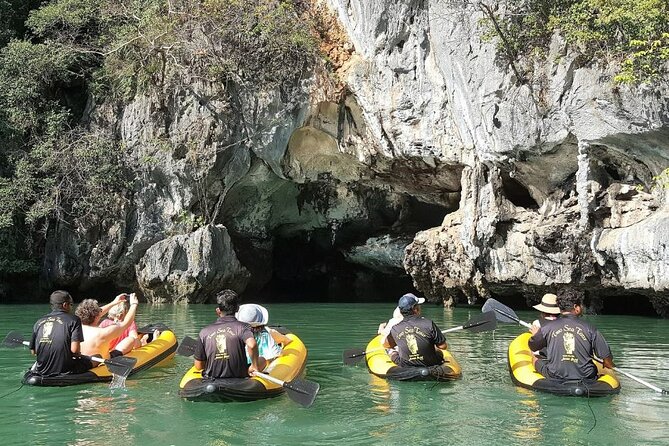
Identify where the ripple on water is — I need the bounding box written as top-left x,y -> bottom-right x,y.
1,304 -> 669,446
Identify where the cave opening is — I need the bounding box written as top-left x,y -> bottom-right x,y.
254,230 -> 415,303
501,174 -> 539,209
597,293 -> 659,317
252,196 -> 453,303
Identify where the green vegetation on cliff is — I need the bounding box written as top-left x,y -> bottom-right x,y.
480,0 -> 669,84
0,0 -> 318,276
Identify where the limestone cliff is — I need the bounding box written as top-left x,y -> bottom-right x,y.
42,0 -> 669,314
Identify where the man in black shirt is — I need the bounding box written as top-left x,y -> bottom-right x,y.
29,290 -> 93,376
193,289 -> 260,378
382,293 -> 448,367
528,289 -> 614,380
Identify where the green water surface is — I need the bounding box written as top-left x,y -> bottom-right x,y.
0,303 -> 667,445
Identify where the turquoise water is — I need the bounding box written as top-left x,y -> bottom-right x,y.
1,303 -> 668,445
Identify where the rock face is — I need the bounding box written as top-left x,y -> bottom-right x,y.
37,0 -> 669,314
135,225 -> 249,303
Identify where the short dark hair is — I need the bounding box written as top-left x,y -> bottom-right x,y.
216,289 -> 239,315
50,290 -> 73,310
556,288 -> 583,312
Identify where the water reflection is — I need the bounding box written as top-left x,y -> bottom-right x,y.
1,304 -> 669,446
70,389 -> 138,444
511,391 -> 544,442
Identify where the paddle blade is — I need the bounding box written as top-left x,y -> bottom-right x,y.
176,336 -> 198,357
104,356 -> 138,378
342,348 -> 367,366
482,298 -> 519,323
284,377 -> 320,408
462,311 -> 497,333
3,331 -> 27,348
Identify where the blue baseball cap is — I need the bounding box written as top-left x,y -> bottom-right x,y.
398,293 -> 426,311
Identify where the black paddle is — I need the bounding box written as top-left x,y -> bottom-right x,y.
481,298 -> 532,328
3,331 -> 138,378
342,310 -> 498,366
177,335 -> 320,407
482,298 -> 669,395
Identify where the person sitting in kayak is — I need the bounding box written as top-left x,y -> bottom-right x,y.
531,293 -> 560,329
378,306 -> 402,356
236,303 -> 292,372
75,293 -> 140,359
99,297 -> 154,355
528,288 -> 615,380
382,293 -> 448,367
530,293 -> 560,357
29,290 -> 93,375
192,289 -> 261,378
378,306 -> 403,336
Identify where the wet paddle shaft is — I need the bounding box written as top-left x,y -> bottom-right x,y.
342,311 -> 497,365
176,335 -> 320,407
483,298 -> 669,395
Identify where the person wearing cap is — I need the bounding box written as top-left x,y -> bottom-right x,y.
29,290 -> 93,375
236,303 -> 292,372
529,288 -> 615,380
192,289 -> 261,378
382,293 -> 448,367
75,293 -> 140,359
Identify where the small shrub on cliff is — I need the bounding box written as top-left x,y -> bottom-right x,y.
479,0 -> 669,85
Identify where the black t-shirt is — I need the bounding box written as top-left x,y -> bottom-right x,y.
29,309 -> 85,376
528,314 -> 612,380
194,315 -> 254,379
388,315 -> 447,367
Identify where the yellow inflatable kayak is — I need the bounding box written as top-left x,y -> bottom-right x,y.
23,327 -> 177,386
365,334 -> 462,381
508,332 -> 620,396
179,331 -> 307,402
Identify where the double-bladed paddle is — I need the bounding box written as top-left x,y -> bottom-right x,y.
176,335 -> 320,407
482,297 -> 669,395
2,331 -> 138,378
342,310 -> 498,366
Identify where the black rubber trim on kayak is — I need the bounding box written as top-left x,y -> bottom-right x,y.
179,377 -> 285,402
22,325 -> 177,387
373,362 -> 461,382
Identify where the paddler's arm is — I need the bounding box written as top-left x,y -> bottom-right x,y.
527,325 -> 546,351
70,340 -> 81,355
193,337 -> 206,371
268,328 -> 292,346
382,334 -> 396,349
70,318 -> 84,355
99,295 -> 139,342
246,337 -> 260,375
99,293 -> 127,318
602,356 -> 615,369
194,359 -> 205,371
434,323 -> 448,350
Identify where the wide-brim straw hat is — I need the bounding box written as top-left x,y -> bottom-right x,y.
533,293 -> 560,315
